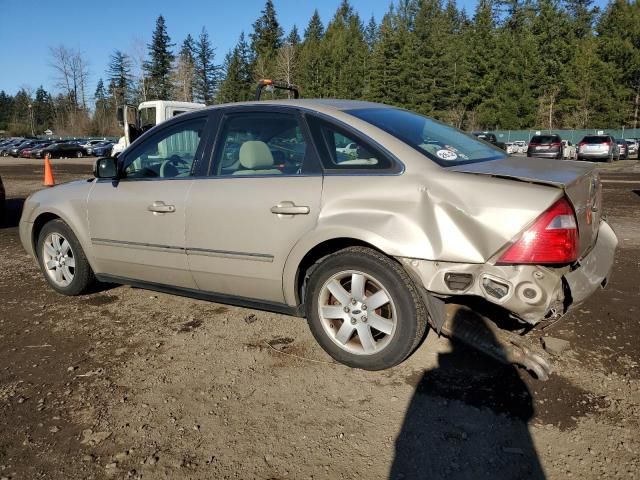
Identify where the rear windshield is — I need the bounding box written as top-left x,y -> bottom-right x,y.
531,135 -> 560,143
581,136 -> 609,144
346,107 -> 506,166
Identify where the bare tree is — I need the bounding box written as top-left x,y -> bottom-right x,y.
536,86 -> 560,130
275,42 -> 297,98
49,45 -> 91,133
129,37 -> 149,103
172,54 -> 195,102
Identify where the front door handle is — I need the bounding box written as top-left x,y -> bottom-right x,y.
147,201 -> 176,214
270,201 -> 310,215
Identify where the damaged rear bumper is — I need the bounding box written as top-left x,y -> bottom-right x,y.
399,220 -> 618,325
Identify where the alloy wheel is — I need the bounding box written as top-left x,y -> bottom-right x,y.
42,232 -> 75,287
317,270 -> 397,355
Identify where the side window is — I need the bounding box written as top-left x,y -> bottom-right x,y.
213,112 -> 307,176
123,118 -> 206,179
307,116 -> 392,171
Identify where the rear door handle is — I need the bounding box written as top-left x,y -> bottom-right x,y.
270,201 -> 310,215
147,201 -> 176,213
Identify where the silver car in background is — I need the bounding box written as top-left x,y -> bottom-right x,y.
19,100 -> 617,376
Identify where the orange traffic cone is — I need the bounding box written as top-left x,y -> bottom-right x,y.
43,153 -> 55,187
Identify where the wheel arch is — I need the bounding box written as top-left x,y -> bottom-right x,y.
284,233 -> 394,307
30,209 -> 97,272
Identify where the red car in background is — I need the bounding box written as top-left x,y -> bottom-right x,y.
21,143 -> 52,158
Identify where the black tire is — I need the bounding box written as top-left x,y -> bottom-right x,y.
305,247 -> 428,370
76,151 -> 83,158
37,219 -> 95,295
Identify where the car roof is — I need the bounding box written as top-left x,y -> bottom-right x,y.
202,98 -> 392,115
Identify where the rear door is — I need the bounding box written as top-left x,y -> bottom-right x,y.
185,108 -> 322,303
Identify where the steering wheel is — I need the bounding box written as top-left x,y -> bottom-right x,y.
160,155 -> 190,178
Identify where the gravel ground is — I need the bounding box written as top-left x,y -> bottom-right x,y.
0,157 -> 638,480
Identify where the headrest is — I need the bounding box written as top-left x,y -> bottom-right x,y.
239,141 -> 274,169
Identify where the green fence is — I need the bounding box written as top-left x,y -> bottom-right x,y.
492,129 -> 640,143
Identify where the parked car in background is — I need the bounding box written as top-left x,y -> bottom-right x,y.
505,142 -> 517,154
527,134 -> 563,159
82,139 -> 106,150
562,139 -> 577,160
624,139 -> 638,158
10,140 -> 50,157
471,131 -> 506,150
513,140 -> 527,154
0,138 -> 24,152
335,142 -> 358,157
21,143 -> 51,158
577,135 -> 619,162
86,141 -> 113,157
31,140 -> 65,159
42,141 -> 87,159
20,98 -> 617,377
616,139 -> 628,160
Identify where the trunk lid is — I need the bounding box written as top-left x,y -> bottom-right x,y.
447,156 -> 601,258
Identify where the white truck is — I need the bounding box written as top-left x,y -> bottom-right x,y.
113,100 -> 205,156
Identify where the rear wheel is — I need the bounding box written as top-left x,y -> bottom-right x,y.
305,247 -> 428,370
37,219 -> 95,295
76,151 -> 83,158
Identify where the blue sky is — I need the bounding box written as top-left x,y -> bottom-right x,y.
0,0 -> 610,98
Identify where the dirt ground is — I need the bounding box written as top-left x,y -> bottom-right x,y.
0,157 -> 638,480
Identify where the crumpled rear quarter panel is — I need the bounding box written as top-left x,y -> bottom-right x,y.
318,170 -> 561,263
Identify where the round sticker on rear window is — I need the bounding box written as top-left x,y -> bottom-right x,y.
436,149 -> 458,161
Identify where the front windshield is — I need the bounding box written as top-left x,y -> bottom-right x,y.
346,107 -> 507,166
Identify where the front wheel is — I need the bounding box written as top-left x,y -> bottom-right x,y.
305,247 -> 428,370
37,219 -> 95,295
76,151 -> 83,158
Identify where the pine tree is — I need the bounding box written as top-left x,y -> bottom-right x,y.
0,91 -> 13,131
320,0 -> 369,99
287,25 -> 301,48
108,50 -> 133,106
193,27 -> 220,104
564,0 -> 599,39
531,0 -> 573,129
144,15 -> 175,99
218,33 -> 254,103
466,0 -> 501,129
364,15 -> 379,52
250,0 -> 284,79
33,86 -> 54,133
298,10 -> 325,97
596,0 -> 640,128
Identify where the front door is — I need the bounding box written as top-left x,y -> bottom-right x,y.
186,110 -> 322,303
87,115 -> 210,288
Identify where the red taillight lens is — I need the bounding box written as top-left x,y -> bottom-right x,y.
497,198 -> 579,265
550,142 -> 561,147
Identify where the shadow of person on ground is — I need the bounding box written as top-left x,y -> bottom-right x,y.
389,306 -> 545,480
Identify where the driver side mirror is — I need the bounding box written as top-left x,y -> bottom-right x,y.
94,157 -> 118,179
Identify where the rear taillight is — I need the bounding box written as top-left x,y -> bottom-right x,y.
550,142 -> 561,148
497,197 -> 578,265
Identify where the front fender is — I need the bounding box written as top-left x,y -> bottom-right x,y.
20,180 -> 96,271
